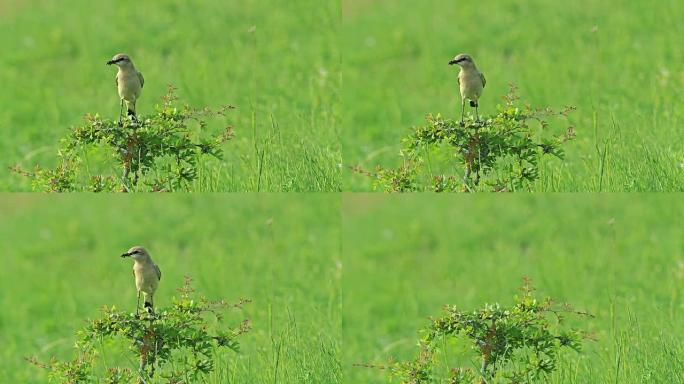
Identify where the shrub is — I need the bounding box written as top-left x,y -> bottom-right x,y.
361,279 -> 593,383
352,85 -> 576,192
28,277 -> 251,384
12,85 -> 235,192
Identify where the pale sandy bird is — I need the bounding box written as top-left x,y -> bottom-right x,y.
449,53 -> 486,124
121,246 -> 161,315
107,53 -> 144,124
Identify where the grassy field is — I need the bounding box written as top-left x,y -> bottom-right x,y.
0,195 -> 341,383
343,194 -> 684,383
0,0 -> 340,192
342,0 -> 684,191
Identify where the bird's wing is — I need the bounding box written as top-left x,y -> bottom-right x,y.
154,263 -> 161,280
137,71 -> 145,88
480,72 -> 486,88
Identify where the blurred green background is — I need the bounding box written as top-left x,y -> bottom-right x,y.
342,0 -> 684,191
0,194 -> 341,382
343,194 -> 684,383
0,0 -> 340,191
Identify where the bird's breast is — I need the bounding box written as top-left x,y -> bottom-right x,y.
133,263 -> 159,293
117,71 -> 142,101
459,70 -> 483,100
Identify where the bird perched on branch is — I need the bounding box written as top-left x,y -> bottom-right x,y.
121,246 -> 161,315
449,53 -> 486,124
107,53 -> 144,124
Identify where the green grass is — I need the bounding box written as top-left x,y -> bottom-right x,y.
343,194 -> 684,383
342,0 -> 684,191
0,195 -> 341,382
0,0 -> 340,192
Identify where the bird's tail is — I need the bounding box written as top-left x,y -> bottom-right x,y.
125,100 -> 136,117
469,100 -> 478,108
143,292 -> 154,314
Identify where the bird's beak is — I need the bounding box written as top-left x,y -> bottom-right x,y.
121,252 -> 131,258
448,59 -> 459,65
107,59 -> 117,65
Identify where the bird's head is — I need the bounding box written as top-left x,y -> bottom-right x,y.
449,53 -> 475,68
107,53 -> 133,67
121,246 -> 149,261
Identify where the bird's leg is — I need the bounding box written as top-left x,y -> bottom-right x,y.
460,99 -> 466,126
475,104 -> 480,123
118,99 -> 124,126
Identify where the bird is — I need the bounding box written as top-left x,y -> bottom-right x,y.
107,53 -> 144,125
448,54 -> 486,124
121,246 -> 161,315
